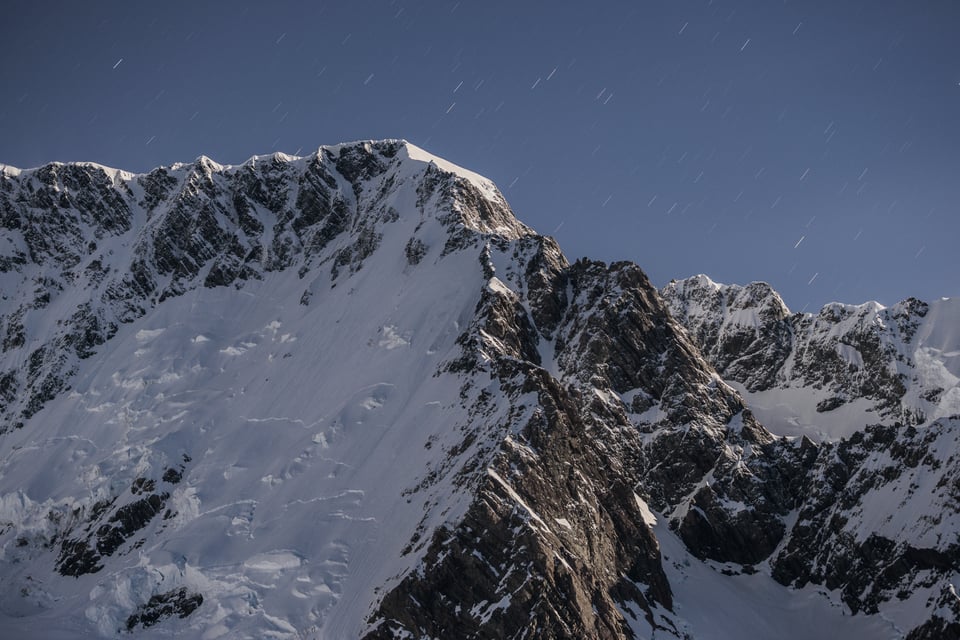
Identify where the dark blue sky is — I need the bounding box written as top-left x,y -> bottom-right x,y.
3,0 -> 957,311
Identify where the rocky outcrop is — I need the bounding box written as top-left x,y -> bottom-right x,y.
39,455 -> 190,582
660,275 -> 792,391
125,587 -> 204,631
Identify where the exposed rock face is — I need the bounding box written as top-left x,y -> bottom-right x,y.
0,143 -> 958,638
772,418 -> 960,617
125,587 -> 204,631
659,275 -> 793,392
365,244 -> 815,636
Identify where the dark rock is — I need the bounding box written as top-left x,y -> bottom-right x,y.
57,539 -> 103,577
57,492 -> 169,576
131,478 -> 156,495
404,237 -> 427,265
816,396 -> 846,413
906,584 -> 960,640
125,587 -> 203,630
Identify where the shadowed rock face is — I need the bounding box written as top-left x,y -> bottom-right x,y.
2,142 -> 958,638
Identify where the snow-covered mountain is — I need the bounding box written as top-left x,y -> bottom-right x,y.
661,274 -> 960,439
661,275 -> 960,638
0,141 -> 957,639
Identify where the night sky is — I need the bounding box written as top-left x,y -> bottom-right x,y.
2,0 -> 958,311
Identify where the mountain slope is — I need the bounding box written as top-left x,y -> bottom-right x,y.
0,141 -> 548,637
0,142 -> 957,638
662,274 -> 960,636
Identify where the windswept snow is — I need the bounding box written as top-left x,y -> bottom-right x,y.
654,518 -> 900,640
0,262 -> 484,637
732,382 -> 878,441
402,141 -> 502,202
633,493 -> 658,527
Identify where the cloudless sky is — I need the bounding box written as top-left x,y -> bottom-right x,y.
2,0 -> 958,311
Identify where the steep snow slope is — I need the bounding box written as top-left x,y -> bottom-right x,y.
2,259 -> 486,637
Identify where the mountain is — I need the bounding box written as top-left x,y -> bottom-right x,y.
661,275 -> 960,439
0,140 -> 957,639
661,275 -> 960,637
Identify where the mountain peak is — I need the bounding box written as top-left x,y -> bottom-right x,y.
663,274 -> 790,321
663,274 -> 960,439
671,273 -> 723,291
399,141 -> 501,200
